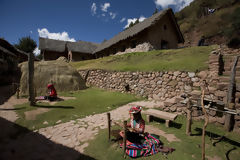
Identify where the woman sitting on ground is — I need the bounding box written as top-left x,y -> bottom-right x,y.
120,106 -> 145,144
119,106 -> 175,158
44,84 -> 57,101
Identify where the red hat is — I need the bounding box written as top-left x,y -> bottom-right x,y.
47,84 -> 53,89
129,106 -> 142,114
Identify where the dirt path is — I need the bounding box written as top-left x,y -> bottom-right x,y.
0,96 -> 28,122
38,101 -> 180,153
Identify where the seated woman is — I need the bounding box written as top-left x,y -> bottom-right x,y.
44,84 -> 58,101
120,106 -> 145,144
119,106 -> 175,158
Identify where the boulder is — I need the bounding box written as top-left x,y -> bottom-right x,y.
18,60 -> 86,96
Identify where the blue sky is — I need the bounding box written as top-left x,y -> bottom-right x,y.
0,0 -> 193,54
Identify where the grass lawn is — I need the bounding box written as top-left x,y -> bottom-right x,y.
84,115 -> 240,160
14,88 -> 141,130
71,46 -> 216,72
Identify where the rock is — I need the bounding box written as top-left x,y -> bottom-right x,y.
43,121 -> 48,125
188,72 -> 195,78
170,106 -> 177,112
177,108 -> 182,112
184,85 -> 192,93
197,71 -> 208,79
181,73 -> 187,78
173,71 -> 181,76
157,80 -> 162,85
56,120 -> 62,124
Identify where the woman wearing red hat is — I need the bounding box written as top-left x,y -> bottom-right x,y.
119,106 -> 145,143
44,84 -> 57,101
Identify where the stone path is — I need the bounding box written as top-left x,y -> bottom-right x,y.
38,100 -> 180,153
0,96 -> 27,122
0,97 -> 181,155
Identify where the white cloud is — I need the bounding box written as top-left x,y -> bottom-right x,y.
124,16 -> 146,29
101,3 -> 110,12
38,28 -> 76,42
102,13 -> 106,17
109,12 -> 116,19
33,47 -> 40,55
120,18 -> 126,23
154,0 -> 193,11
91,3 -> 97,15
30,31 -> 33,34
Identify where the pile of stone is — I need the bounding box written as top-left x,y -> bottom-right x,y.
115,42 -> 154,55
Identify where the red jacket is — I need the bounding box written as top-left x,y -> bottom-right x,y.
49,87 -> 57,97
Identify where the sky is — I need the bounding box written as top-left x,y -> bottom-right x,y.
0,0 -> 193,54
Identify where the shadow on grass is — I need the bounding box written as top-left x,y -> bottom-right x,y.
33,105 -> 75,109
0,107 -> 26,111
0,117 -> 96,160
192,127 -> 240,147
151,117 -> 183,129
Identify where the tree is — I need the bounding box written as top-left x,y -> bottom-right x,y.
14,36 -> 37,53
153,8 -> 158,15
129,22 -> 134,28
135,19 -> 139,24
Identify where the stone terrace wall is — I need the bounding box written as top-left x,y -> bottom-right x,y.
79,70 -> 200,114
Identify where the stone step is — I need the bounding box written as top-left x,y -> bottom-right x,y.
219,76 -> 240,82
217,82 -> 229,90
222,71 -> 240,76
224,66 -> 240,71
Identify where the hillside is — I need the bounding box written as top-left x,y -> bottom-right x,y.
71,46 -> 216,72
176,0 -> 240,48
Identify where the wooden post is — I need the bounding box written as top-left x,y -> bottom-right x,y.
201,88 -> 208,160
123,121 -> 127,158
225,56 -> 239,131
28,52 -> 35,106
107,113 -> 111,142
186,99 -> 192,136
16,84 -> 19,99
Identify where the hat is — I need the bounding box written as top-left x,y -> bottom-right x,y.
47,84 -> 53,89
129,106 -> 142,114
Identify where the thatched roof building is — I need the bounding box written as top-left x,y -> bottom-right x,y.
39,8 -> 184,60
39,38 -> 99,61
0,38 -> 28,63
0,38 -> 28,85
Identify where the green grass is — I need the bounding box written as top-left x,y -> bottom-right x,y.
14,88 -> 141,130
71,46 -> 215,72
85,115 -> 240,160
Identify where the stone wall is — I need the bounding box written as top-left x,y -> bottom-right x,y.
78,47 -> 240,132
79,69 -> 201,115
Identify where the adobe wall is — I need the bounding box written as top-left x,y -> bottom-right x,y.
72,52 -> 94,61
43,51 -> 68,61
146,14 -> 179,49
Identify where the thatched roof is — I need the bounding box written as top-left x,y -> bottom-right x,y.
0,38 -> 28,58
94,8 -> 184,53
39,37 -> 99,54
67,41 -> 99,54
39,38 -> 66,52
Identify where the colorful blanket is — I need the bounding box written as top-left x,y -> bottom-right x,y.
121,134 -> 161,158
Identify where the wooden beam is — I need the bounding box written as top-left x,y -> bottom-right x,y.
123,121 -> 127,158
107,113 -> 111,142
186,100 -> 192,136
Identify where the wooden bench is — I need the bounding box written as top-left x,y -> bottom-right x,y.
143,109 -> 178,127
